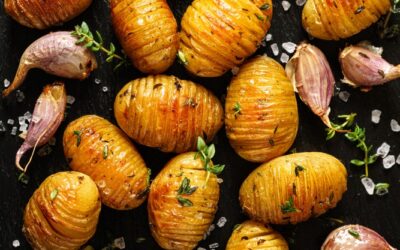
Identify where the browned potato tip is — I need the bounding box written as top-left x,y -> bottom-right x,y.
111,0 -> 179,74
63,115 -> 150,210
148,152 -> 220,249
4,0 -> 93,29
226,220 -> 289,250
240,152 -> 347,225
23,171 -> 101,250
225,56 -> 298,163
114,75 -> 224,153
179,0 -> 273,77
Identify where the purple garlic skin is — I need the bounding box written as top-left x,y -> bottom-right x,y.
286,43 -> 335,127
16,82 -> 67,172
321,224 -> 397,250
3,31 -> 97,97
340,44 -> 400,88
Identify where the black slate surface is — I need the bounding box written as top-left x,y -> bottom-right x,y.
1,0 -> 400,249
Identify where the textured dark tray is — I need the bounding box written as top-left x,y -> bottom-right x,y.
1,0 -> 400,249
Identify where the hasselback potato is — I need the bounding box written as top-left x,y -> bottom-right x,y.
4,0 -> 92,29
239,152 -> 347,224
226,220 -> 289,250
63,115 -> 150,210
302,0 -> 391,40
179,0 -> 273,77
114,75 -> 224,153
148,152 -> 220,249
225,56 -> 298,163
110,0 -> 179,74
23,171 -> 101,250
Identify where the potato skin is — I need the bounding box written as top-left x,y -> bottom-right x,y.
302,0 -> 390,40
4,0 -> 92,29
226,220 -> 289,250
114,75 -> 224,153
180,0 -> 273,77
239,152 -> 347,225
23,171 -> 101,250
148,152 -> 220,249
225,56 -> 298,163
110,0 -> 179,74
63,115 -> 150,210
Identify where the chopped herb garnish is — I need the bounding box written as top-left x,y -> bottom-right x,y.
233,102 -> 242,118
73,130 -> 82,147
255,13 -> 264,21
103,144 -> 109,159
195,137 -> 225,185
281,196 -> 298,214
18,172 -> 29,184
177,177 -> 198,195
348,229 -> 360,239
295,165 -> 305,176
260,3 -> 270,10
50,189 -> 58,200
177,195 -> 193,207
177,50 -> 188,65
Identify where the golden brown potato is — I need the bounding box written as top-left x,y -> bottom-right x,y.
23,171 -> 101,250
226,220 -> 289,250
239,152 -> 347,225
179,0 -> 273,77
63,115 -> 150,210
114,75 -> 224,153
225,56 -> 298,163
302,0 -> 390,40
110,0 -> 179,74
4,0 -> 92,29
148,152 -> 220,249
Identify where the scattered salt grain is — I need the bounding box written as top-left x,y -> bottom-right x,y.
361,177 -> 375,195
390,119 -> 400,132
217,216 -> 227,228
67,95 -> 76,105
282,0 -> 291,11
231,67 -> 240,75
19,123 -> 28,132
12,240 -> 20,248
11,126 -> 17,135
94,78 -> 101,85
113,237 -> 125,249
270,43 -> 279,56
18,116 -> 26,125
209,243 -> 219,249
376,142 -> 390,158
383,155 -> 396,169
102,86 -> 109,92
208,224 -> 215,234
217,178 -> 224,184
3,79 -> 10,88
371,109 -> 382,124
0,121 -> 6,132
282,42 -> 297,54
37,145 -> 52,156
48,137 -> 56,146
24,111 -> 32,120
7,119 -> 14,125
280,53 -> 290,64
16,90 -> 25,102
296,0 -> 307,6
338,91 -> 350,102
265,34 -> 273,42
396,154 -> 400,165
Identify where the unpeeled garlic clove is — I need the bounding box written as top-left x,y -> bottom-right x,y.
286,42 -> 335,127
16,82 -> 67,172
340,44 -> 400,88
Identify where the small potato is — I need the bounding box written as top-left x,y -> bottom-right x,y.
302,0 -> 390,40
239,152 -> 347,225
111,0 -> 179,74
180,0 -> 273,77
148,152 -> 220,249
23,171 -> 101,250
226,220 -> 288,250
225,56 -> 298,163
63,115 -> 150,210
114,75 -> 224,153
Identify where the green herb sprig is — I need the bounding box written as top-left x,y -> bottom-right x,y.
233,102 -> 242,119
280,196 -> 299,214
73,130 -> 82,147
326,113 -> 356,140
176,177 -> 197,207
348,229 -> 360,239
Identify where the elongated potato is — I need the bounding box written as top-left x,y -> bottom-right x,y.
114,75 -> 224,153
4,0 -> 92,29
63,115 -> 150,210
111,0 -> 179,74
148,152 -> 220,249
226,220 -> 289,250
240,152 -> 347,224
23,171 -> 101,250
180,0 -> 273,77
225,56 -> 298,163
302,0 -> 390,40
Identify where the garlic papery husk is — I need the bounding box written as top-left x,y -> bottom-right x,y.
340,44 -> 400,89
16,82 -> 67,172
2,31 -> 97,97
286,43 -> 335,128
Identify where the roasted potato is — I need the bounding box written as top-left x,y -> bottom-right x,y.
148,152 -> 220,249
302,0 -> 390,40
226,220 -> 289,250
179,0 -> 273,77
63,115 -> 150,210
4,0 -> 92,29
225,56 -> 298,163
23,171 -> 101,250
114,75 -> 224,153
111,0 -> 179,74
240,152 -> 347,224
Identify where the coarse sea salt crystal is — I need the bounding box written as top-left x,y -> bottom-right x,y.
361,177 -> 375,195
217,216 -> 227,228
396,154 -> 400,165
390,119 -> 400,132
209,243 -> 219,249
18,116 -> 26,125
11,126 -> 17,135
231,67 -> 240,75
102,86 -> 109,92
113,237 -> 125,249
7,119 -> 14,125
282,42 -> 297,54
0,121 -> 6,132
217,178 -> 224,184
376,142 -> 390,158
19,123 -> 28,132
67,95 -> 76,105
265,34 -> 273,41
3,79 -> 10,88
280,53 -> 289,64
371,109 -> 382,124
12,240 -> 20,248
270,43 -> 279,56
296,0 -> 306,6
24,111 -> 32,120
338,91 -> 350,102
282,0 -> 291,11
383,155 -> 396,169
94,78 -> 101,85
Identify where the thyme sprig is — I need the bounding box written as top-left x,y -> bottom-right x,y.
326,113 -> 356,140
281,196 -> 299,214
176,177 -> 197,207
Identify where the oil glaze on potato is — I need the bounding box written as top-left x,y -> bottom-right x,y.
302,0 -> 390,40
23,171 -> 100,250
111,0 -> 179,74
63,115 -> 150,210
240,152 -> 347,225
4,0 -> 92,29
148,152 -> 220,249
225,56 -> 298,163
226,220 -> 289,250
114,75 -> 224,153
180,0 -> 273,77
